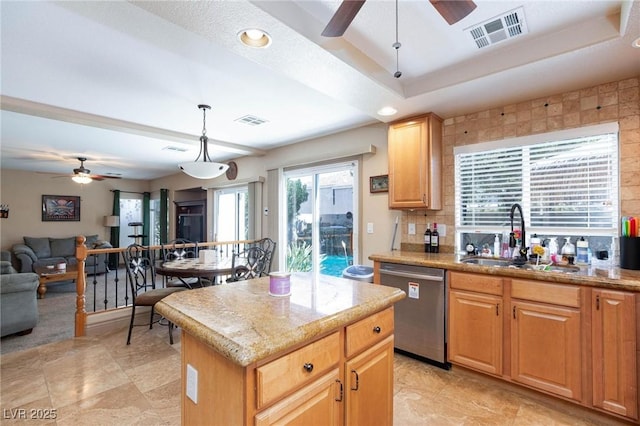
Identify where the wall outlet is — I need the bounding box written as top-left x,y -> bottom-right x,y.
438,224 -> 447,237
408,223 -> 416,235
367,222 -> 374,234
187,364 -> 198,404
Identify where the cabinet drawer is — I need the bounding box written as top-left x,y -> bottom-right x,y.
346,307 -> 394,358
256,332 -> 340,409
511,279 -> 581,308
255,369 -> 341,426
449,272 -> 503,296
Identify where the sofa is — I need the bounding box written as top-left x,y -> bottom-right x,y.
12,235 -> 112,275
1,251 -> 39,337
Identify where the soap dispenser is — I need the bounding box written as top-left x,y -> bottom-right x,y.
549,237 -> 558,255
576,237 -> 589,264
493,234 -> 500,258
561,237 -> 576,264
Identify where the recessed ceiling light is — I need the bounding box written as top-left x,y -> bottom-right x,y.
377,106 -> 398,116
633,36 -> 640,48
238,28 -> 272,48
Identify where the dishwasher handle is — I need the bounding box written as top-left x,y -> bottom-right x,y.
380,269 -> 443,282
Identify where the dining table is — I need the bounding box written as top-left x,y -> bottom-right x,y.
155,256 -> 234,287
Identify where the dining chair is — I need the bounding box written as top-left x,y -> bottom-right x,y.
227,246 -> 269,283
124,244 -> 186,345
255,237 -> 276,276
161,239 -> 200,289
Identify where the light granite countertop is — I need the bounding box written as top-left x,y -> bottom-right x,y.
155,272 -> 405,367
369,251 -> 640,292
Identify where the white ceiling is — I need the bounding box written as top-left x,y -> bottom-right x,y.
1,0 -> 639,180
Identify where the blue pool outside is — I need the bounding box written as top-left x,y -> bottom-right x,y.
321,255 -> 353,277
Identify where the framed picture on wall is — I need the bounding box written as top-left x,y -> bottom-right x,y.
370,175 -> 389,193
42,195 -> 81,222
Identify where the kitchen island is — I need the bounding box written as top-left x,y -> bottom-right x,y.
156,272 -> 405,425
370,251 -> 640,423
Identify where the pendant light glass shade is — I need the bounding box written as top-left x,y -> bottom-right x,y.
180,104 -> 229,180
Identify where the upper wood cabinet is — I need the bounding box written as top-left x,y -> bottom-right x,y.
388,113 -> 443,210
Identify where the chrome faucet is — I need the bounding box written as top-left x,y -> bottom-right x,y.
509,203 -> 528,263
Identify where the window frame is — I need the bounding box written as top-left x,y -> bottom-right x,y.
454,122 -> 620,251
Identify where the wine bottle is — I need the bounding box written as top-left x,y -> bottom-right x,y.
424,223 -> 431,253
430,223 -> 440,253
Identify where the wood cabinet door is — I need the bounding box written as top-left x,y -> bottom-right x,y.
255,369 -> 342,426
592,289 -> 638,419
388,119 -> 427,209
345,335 -> 394,426
449,290 -> 503,375
511,300 -> 582,401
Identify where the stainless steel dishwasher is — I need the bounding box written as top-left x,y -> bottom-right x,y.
379,262 -> 449,369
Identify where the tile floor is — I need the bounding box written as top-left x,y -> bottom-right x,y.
0,326 -> 631,425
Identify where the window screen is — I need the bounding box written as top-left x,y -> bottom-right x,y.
455,125 -> 619,235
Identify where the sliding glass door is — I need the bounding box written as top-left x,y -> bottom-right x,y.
215,187 -> 248,242
283,161 -> 358,276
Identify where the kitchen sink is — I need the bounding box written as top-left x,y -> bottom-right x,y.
460,257 -> 513,267
460,256 -> 581,273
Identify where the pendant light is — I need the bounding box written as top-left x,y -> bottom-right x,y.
179,104 -> 229,179
392,0 -> 402,78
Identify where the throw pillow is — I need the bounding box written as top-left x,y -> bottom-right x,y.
0,260 -> 17,274
85,234 -> 99,247
49,237 -> 76,258
24,236 -> 51,259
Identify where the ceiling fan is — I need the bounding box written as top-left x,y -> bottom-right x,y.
321,0 -> 477,37
68,157 -> 121,183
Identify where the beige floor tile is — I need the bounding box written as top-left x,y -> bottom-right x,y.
0,347 -> 42,383
125,352 -> 181,394
54,382 -> 165,426
0,372 -> 50,409
143,378 -> 181,425
1,331 -> 633,426
43,345 -> 130,408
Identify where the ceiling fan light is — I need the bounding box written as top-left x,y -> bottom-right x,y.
179,162 -> 229,179
72,174 -> 92,184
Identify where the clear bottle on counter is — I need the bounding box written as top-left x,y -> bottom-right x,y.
493,234 -> 500,258
561,237 -> 575,263
576,236 -> 589,264
548,237 -> 558,256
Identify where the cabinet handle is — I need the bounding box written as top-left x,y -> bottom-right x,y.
303,363 -> 314,373
513,306 -> 516,319
496,304 -> 499,316
350,369 -> 359,391
595,295 -> 600,310
373,326 -> 381,334
335,380 -> 343,402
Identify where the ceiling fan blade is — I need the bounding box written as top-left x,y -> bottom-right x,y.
321,0 -> 366,37
91,175 -> 121,180
430,0 -> 477,25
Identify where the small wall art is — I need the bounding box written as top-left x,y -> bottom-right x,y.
42,195 -> 81,222
370,174 -> 389,193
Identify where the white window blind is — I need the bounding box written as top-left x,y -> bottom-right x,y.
455,126 -> 619,234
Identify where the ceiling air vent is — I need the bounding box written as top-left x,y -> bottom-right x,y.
235,115 -> 268,126
466,7 -> 527,49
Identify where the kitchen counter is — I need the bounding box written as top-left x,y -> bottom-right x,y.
155,272 -> 406,367
369,251 -> 640,292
